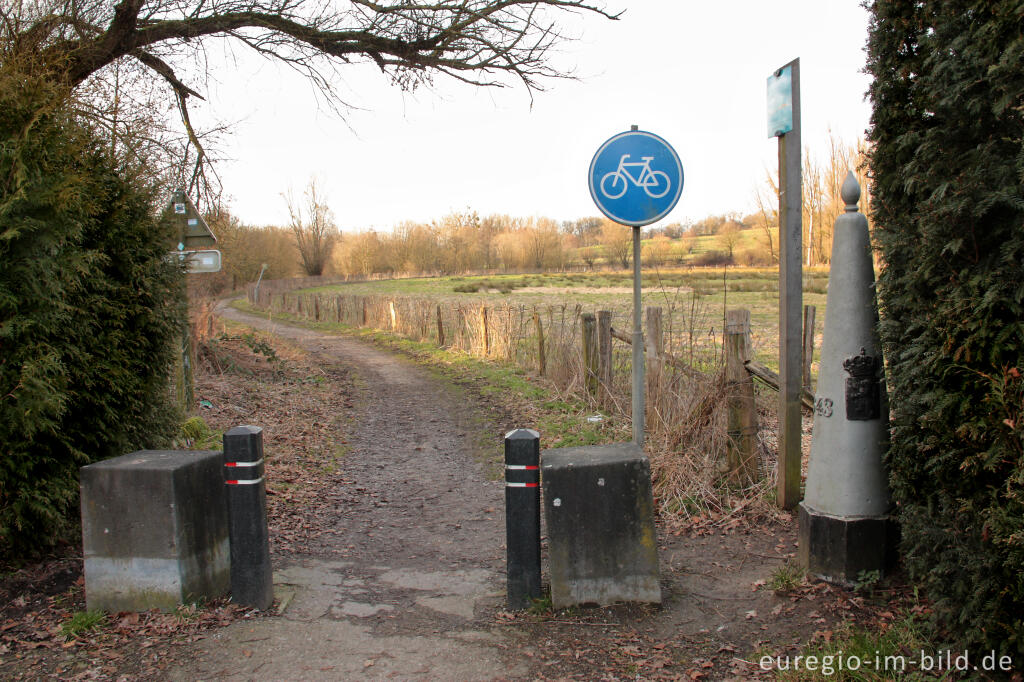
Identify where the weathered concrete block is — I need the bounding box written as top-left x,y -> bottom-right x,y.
81,450 -> 230,612
542,443 -> 660,608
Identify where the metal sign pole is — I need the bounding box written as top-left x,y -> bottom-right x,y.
626,123 -> 646,446
632,223 -> 645,446
587,123 -> 683,447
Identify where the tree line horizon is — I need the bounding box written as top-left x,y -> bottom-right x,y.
209,133 -> 868,287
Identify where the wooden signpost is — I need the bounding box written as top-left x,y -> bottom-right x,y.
768,58 -> 804,510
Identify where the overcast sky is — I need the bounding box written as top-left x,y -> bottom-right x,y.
196,1 -> 873,231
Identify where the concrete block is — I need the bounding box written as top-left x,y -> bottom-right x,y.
798,505 -> 899,587
542,443 -> 660,608
81,450 -> 229,612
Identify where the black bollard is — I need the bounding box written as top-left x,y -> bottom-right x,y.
223,425 -> 273,610
505,428 -> 542,609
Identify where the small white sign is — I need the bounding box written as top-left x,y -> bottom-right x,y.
174,203 -> 186,214
181,249 -> 222,273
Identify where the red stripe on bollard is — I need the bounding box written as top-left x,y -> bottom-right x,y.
225,458 -> 264,468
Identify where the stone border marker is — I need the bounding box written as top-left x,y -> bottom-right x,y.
799,173 -> 897,585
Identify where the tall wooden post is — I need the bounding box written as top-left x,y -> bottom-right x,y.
775,57 -> 803,510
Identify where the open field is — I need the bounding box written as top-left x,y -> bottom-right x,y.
308,266 -> 830,376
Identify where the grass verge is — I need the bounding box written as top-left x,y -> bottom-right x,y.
767,610 -> 944,681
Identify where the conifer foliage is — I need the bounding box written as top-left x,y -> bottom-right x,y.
0,66 -> 186,559
866,1 -> 1024,653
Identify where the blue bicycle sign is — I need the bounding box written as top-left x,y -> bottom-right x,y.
600,155 -> 671,199
588,130 -> 683,226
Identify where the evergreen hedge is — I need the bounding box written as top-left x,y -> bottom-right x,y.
866,1 -> 1024,653
0,66 -> 186,560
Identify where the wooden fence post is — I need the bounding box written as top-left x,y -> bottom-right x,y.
314,295 -> 321,321
534,310 -> 546,376
361,299 -> 368,327
582,313 -> 598,397
480,306 -> 490,356
802,304 -> 816,392
336,296 -> 342,323
644,306 -> 663,370
597,310 -> 612,400
726,309 -> 759,485
644,306 -> 664,411
389,300 -> 398,330
437,305 -> 445,347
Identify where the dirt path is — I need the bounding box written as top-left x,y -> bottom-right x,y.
165,303 -> 864,681
173,304 -> 523,680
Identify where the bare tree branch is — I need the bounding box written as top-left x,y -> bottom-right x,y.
6,0 -> 618,210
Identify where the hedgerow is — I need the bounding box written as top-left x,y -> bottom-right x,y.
0,64 -> 186,559
866,0 -> 1024,653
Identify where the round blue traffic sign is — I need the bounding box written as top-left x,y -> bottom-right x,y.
588,130 -> 684,226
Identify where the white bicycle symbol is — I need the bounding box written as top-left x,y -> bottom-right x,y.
600,154 -> 671,199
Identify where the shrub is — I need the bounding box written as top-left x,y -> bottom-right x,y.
735,249 -> 770,267
0,66 -> 185,560
866,1 -> 1024,654
690,250 -> 732,267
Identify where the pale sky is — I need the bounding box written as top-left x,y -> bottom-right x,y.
196,1 -> 872,231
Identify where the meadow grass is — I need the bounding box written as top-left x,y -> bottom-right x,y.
311,266 -> 830,376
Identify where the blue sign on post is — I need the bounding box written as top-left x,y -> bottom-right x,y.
767,65 -> 794,137
588,130 -> 684,227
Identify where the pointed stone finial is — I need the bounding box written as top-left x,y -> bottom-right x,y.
842,171 -> 861,212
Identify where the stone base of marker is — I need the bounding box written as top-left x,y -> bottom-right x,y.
798,504 -> 899,587
81,450 -> 229,612
542,443 -> 660,608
